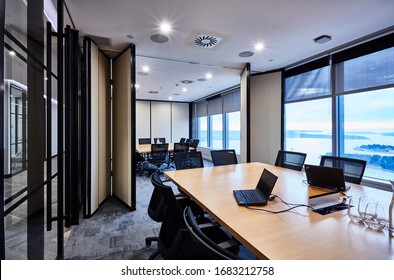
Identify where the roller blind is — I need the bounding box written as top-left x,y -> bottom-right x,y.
207,96 -> 222,115
223,90 -> 240,113
195,101 -> 207,117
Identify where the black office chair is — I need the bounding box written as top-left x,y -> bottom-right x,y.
190,139 -> 200,149
145,182 -> 166,260
170,143 -> 190,166
183,206 -> 241,260
274,150 -> 307,171
149,172 -> 238,259
185,138 -> 192,145
210,149 -> 238,166
154,137 -> 166,144
138,138 -> 151,144
136,150 -> 146,176
173,151 -> 204,170
319,155 -> 367,184
179,138 -> 186,143
150,143 -> 169,166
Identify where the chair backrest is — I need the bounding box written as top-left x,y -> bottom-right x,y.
173,151 -> 204,170
173,142 -> 190,153
147,174 -> 167,222
138,138 -> 151,144
154,137 -> 166,144
210,149 -> 238,166
319,155 -> 367,184
183,206 -> 242,260
275,150 -> 307,171
151,143 -> 169,165
185,138 -> 192,145
179,138 -> 186,143
190,139 -> 200,149
150,172 -> 187,259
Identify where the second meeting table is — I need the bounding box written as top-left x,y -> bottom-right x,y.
164,162 -> 394,260
136,143 -> 193,154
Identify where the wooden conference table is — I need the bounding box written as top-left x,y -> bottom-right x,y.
164,162 -> 394,260
136,143 -> 192,154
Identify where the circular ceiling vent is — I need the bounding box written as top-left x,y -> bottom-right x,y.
194,35 -> 219,48
239,51 -> 254,58
137,71 -> 149,76
150,34 -> 169,43
180,79 -> 194,84
148,91 -> 159,94
197,78 -> 207,82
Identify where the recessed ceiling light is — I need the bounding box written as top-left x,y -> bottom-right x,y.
182,88 -> 187,92
135,84 -> 140,89
142,65 -> 150,72
160,22 -> 172,34
314,35 -> 332,44
168,96 -> 173,100
9,50 -> 15,56
205,73 -> 212,79
254,43 -> 264,51
239,51 -> 254,58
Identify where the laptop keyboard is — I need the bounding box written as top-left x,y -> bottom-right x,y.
239,190 -> 264,203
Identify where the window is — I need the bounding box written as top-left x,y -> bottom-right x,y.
197,116 -> 208,147
193,88 -> 241,153
209,114 -> 223,149
284,35 -> 394,182
226,111 -> 240,154
340,88 -> 394,180
284,98 -> 332,165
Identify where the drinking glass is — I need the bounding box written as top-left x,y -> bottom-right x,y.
363,202 -> 386,231
376,201 -> 390,229
347,196 -> 363,223
358,196 -> 375,223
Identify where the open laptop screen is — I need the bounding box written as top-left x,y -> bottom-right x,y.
304,164 -> 347,191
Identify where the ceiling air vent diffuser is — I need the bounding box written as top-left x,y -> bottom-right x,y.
186,30 -> 230,50
194,34 -> 221,49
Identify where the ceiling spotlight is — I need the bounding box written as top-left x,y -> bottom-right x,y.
254,43 -> 264,51
142,65 -> 150,72
206,73 -> 212,79
314,35 -> 332,44
168,96 -> 173,100
182,88 -> 187,92
135,84 -> 140,89
9,50 -> 15,56
160,22 -> 172,34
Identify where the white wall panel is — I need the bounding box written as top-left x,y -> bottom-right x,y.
171,103 -> 189,143
136,100 -> 151,142
151,102 -> 171,143
250,71 -> 282,164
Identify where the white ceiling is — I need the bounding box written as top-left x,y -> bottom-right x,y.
64,0 -> 394,102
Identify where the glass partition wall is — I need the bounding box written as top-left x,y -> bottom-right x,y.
1,0 -> 65,260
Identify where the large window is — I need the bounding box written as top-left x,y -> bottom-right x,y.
284,35 -> 394,182
193,88 -> 240,153
197,116 -> 208,147
226,111 -> 241,154
284,98 -> 332,165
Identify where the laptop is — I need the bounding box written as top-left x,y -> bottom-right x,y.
233,169 -> 278,206
304,164 -> 347,191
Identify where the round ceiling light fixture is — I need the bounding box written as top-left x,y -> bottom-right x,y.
239,51 -> 254,58
150,34 -> 169,43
